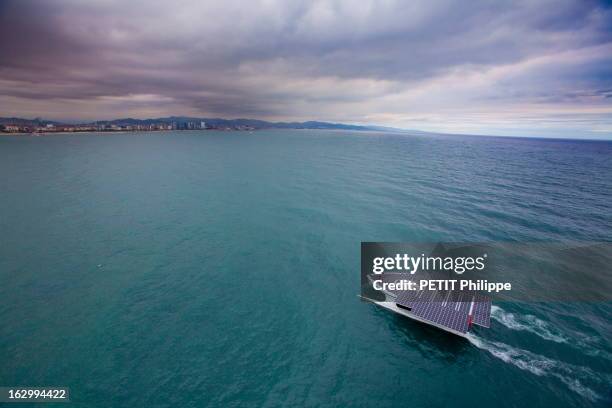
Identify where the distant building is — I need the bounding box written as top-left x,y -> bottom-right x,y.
3,124 -> 20,132
200,121 -> 206,129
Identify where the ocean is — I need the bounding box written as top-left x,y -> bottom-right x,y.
0,130 -> 610,407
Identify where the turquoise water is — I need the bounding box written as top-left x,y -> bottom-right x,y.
0,130 -> 610,407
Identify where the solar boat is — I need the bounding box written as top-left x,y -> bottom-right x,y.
364,273 -> 491,337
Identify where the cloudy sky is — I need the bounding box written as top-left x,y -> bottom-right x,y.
1,0 -> 611,137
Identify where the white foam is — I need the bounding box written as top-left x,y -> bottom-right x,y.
468,334 -> 606,402
490,306 -> 568,343
491,306 -> 612,361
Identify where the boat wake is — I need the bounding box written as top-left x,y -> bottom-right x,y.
467,334 -> 608,402
491,306 -> 569,343
491,306 -> 612,360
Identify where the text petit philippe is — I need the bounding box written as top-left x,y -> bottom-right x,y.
369,253 -> 512,293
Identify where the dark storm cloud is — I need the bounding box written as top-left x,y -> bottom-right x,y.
0,0 -> 611,136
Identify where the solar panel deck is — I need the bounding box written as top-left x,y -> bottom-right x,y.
396,290 -> 472,334
371,273 -> 492,335
471,294 -> 491,328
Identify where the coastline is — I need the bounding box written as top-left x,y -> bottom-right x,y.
0,129 -> 254,136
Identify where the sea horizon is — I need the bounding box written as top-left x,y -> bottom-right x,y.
3,122 -> 612,142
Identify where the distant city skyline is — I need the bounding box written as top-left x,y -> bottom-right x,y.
1,0 -> 611,139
